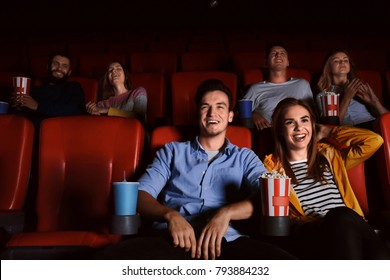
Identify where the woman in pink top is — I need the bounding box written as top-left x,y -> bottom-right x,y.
86,61 -> 147,122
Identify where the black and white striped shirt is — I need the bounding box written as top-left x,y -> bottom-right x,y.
290,160 -> 345,218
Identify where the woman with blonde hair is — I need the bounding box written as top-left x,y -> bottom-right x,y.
317,49 -> 387,128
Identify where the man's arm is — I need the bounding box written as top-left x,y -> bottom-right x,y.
137,190 -> 197,258
253,111 -> 271,130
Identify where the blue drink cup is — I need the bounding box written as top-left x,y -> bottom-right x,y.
238,99 -> 253,128
113,182 -> 139,216
0,101 -> 9,114
239,99 -> 252,118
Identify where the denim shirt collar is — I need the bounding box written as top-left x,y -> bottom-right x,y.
191,136 -> 235,157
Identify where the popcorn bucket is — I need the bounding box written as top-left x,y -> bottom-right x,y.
318,92 -> 339,117
13,76 -> 31,95
259,174 -> 291,236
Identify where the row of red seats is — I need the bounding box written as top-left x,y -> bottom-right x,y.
2,69 -> 390,127
1,114 -> 389,259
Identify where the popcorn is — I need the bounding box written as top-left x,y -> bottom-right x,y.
261,170 -> 289,179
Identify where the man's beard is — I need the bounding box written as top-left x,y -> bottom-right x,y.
48,70 -> 69,84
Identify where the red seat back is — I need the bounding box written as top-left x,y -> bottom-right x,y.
0,115 -> 34,211
68,76 -> 98,103
232,51 -> 266,79
374,112 -> 390,209
35,116 -> 144,232
243,69 -> 264,86
129,72 -> 166,127
130,52 -> 178,81
347,162 -> 369,217
78,53 -> 127,79
180,52 -> 232,72
356,70 -> 383,102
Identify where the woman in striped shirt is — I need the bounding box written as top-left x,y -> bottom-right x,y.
263,97 -> 389,259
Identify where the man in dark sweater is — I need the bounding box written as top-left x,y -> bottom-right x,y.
9,53 -> 86,230
12,52 -> 85,126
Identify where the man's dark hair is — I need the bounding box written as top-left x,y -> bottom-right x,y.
265,41 -> 288,59
194,79 -> 233,111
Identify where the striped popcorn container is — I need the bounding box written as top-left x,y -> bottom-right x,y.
318,92 -> 340,117
260,177 -> 291,236
13,76 -> 31,95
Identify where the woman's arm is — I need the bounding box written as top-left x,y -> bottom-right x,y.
338,79 -> 361,123
325,126 -> 383,169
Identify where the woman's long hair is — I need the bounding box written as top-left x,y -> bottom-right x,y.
271,98 -> 326,184
97,61 -> 132,101
317,49 -> 357,92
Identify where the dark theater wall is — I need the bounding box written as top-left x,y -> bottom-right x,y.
2,0 -> 390,35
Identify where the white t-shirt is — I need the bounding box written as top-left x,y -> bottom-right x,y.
243,78 -> 314,122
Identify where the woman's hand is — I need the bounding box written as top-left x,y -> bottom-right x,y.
344,78 -> 363,100
356,83 -> 388,116
356,83 -> 379,106
85,101 -> 101,115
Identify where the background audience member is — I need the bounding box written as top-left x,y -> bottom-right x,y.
10,52 -> 85,128
9,52 -> 85,230
243,42 -> 314,131
95,79 -> 296,260
85,61 -> 147,123
264,97 -> 389,259
317,49 -> 388,129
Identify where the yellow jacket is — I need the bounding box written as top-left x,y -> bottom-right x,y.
263,126 -> 383,224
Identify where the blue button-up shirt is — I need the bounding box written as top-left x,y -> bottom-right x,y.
138,137 -> 266,241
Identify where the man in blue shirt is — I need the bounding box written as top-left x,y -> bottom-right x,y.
96,79 -> 295,260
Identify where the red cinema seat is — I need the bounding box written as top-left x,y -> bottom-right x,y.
0,115 -> 34,236
180,52 -> 232,72
129,72 -> 167,127
130,52 -> 178,81
4,116 -> 145,259
374,112 -> 390,209
68,76 -> 98,103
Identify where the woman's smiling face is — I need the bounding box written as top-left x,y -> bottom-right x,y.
282,104 -> 312,153
107,62 -> 125,85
